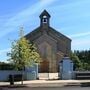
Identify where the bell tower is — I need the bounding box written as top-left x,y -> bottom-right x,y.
39,10 -> 51,28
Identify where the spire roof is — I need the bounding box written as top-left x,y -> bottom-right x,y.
39,10 -> 51,18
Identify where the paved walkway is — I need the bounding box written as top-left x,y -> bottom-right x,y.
39,73 -> 58,80
0,80 -> 90,87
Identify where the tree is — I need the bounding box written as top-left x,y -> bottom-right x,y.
70,51 -> 82,70
0,62 -> 15,70
74,50 -> 90,70
7,27 -> 40,84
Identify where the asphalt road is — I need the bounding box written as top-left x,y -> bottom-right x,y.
1,86 -> 90,90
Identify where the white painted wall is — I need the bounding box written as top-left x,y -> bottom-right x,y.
0,70 -> 23,81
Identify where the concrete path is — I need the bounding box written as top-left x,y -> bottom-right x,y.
39,73 -> 58,80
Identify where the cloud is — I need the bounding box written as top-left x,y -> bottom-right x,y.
69,31 -> 90,50
71,38 -> 90,50
69,32 -> 90,38
0,48 -> 11,62
72,39 -> 90,46
0,0 -> 56,38
52,0 -> 90,8
0,48 -> 11,55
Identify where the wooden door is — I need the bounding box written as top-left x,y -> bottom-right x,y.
40,60 -> 49,73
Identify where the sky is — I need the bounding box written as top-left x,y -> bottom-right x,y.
0,0 -> 90,62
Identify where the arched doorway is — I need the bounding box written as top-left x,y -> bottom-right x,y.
40,60 -> 49,73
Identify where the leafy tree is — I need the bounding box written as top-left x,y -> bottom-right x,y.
8,27 -> 40,70
0,62 -> 15,70
74,50 -> 90,70
70,51 -> 82,70
7,27 -> 40,84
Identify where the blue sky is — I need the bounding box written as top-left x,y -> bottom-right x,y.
0,0 -> 90,62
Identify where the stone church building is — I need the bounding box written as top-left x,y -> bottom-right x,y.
25,10 -> 71,72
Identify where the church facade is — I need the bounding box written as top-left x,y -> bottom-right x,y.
25,10 -> 71,72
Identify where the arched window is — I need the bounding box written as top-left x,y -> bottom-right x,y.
43,15 -> 47,23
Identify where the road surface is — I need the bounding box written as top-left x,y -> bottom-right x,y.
0,86 -> 90,90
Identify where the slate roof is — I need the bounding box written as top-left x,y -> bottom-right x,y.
25,10 -> 71,42
25,26 -> 71,42
39,10 -> 51,18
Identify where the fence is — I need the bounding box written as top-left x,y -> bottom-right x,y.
74,71 -> 90,80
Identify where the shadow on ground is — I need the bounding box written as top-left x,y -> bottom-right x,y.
65,82 -> 90,87
0,84 -> 29,89
81,82 -> 90,87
